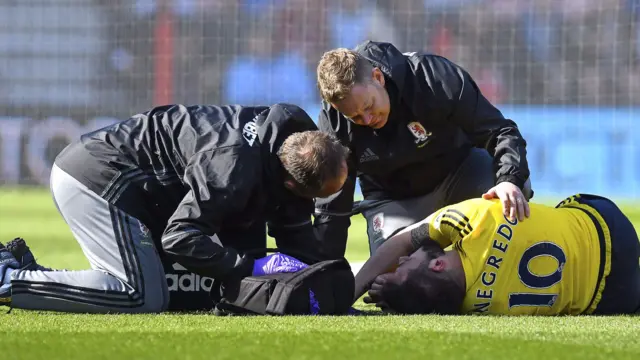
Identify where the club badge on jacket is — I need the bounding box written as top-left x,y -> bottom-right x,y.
407,122 -> 431,148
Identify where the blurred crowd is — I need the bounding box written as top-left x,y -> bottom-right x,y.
1,0 -> 639,120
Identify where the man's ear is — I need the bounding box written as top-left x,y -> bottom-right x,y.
284,179 -> 297,191
372,67 -> 385,87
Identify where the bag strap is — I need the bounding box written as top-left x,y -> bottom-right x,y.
265,259 -> 351,315
214,301 -> 262,316
210,279 -> 224,303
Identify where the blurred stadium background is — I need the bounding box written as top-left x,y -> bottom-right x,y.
2,3 -> 640,357
0,0 -> 639,199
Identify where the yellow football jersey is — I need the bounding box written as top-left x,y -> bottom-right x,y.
424,195 -> 611,315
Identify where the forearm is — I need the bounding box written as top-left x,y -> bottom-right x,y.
313,177 -> 356,258
353,220 -> 428,301
313,215 -> 350,259
442,60 -> 529,187
270,220 -> 327,261
161,229 -> 254,281
492,125 -> 529,189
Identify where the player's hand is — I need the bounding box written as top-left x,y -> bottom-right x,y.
363,276 -> 391,311
252,253 -> 308,276
482,182 -> 530,222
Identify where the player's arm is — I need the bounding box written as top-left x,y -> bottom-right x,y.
161,147 -> 258,282
353,206 -> 463,301
312,103 -> 358,258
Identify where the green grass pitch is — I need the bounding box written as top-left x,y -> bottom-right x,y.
1,187 -> 639,360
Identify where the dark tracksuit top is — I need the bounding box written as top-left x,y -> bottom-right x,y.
314,41 -> 531,256
54,103 -> 321,282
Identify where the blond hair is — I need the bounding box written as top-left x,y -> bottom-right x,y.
316,48 -> 373,103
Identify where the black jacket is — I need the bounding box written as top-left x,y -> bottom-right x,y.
314,41 -> 530,253
55,103 -> 320,282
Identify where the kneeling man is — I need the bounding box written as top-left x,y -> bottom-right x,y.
0,103 -> 349,314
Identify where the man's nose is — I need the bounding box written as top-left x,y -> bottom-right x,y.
362,113 -> 373,125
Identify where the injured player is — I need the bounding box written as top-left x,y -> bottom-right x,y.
354,194 -> 640,315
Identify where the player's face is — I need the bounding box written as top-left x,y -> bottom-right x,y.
392,241 -> 446,281
332,68 -> 391,129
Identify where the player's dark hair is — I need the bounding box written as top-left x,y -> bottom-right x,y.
380,243 -> 465,315
278,130 -> 350,197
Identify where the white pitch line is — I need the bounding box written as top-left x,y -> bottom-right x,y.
350,261 -> 365,276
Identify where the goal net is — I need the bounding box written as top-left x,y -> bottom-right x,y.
0,0 -> 638,199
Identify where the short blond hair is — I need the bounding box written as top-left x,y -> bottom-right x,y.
317,48 -> 373,103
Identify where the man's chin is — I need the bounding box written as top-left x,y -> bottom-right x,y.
372,119 -> 388,129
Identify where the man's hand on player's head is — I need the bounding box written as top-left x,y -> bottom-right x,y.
482,182 -> 530,222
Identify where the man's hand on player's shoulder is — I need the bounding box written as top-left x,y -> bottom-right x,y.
482,182 -> 530,222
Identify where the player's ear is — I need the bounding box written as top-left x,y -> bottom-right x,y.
428,259 -> 446,273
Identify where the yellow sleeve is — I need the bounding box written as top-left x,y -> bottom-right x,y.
426,202 -> 475,248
